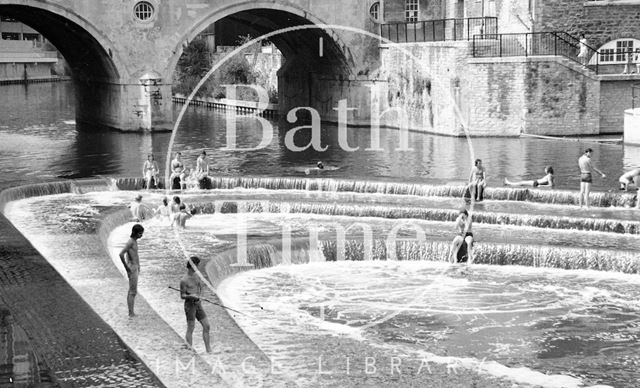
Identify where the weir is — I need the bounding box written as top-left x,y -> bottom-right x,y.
113,176 -> 636,208
2,176 -> 640,387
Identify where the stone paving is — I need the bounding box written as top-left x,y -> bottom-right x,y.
3,192 -> 284,388
0,213 -> 160,387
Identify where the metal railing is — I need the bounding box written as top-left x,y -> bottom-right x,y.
380,17 -> 498,43
472,31 -> 600,74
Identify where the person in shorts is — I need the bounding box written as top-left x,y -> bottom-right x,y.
179,256 -> 211,353
578,148 -> 606,208
504,166 -> 554,188
449,209 -> 474,264
119,224 -> 144,317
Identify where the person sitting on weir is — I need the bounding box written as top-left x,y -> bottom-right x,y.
619,168 -> 640,192
195,150 -> 211,190
142,153 -> 159,190
468,159 -> 487,202
504,166 -> 554,188
449,209 -> 474,264
180,167 -> 198,190
169,152 -> 184,190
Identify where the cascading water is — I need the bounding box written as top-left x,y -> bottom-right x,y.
111,176 -> 638,207
4,176 -> 640,387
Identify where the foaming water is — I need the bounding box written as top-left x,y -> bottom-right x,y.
113,176 -> 636,208
5,186 -> 640,386
219,261 -> 640,388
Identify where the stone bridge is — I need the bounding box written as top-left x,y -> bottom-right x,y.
0,0 -> 380,131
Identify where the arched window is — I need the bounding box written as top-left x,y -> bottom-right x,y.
594,38 -> 640,65
370,2 -> 381,22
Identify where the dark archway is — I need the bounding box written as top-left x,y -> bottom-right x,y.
0,5 -> 120,82
0,4 -> 130,130
170,6 -> 356,121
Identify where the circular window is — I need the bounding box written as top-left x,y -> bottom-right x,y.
369,2 -> 381,22
134,1 -> 154,22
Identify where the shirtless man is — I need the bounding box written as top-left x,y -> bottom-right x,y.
619,167 -> 640,191
119,224 -> 144,317
180,256 -> 211,353
195,151 -> 211,189
449,209 -> 474,264
578,148 -> 606,208
170,152 -> 184,189
172,203 -> 193,228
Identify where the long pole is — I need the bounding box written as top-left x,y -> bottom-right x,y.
168,286 -> 254,318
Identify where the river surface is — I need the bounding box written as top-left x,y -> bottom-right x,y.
0,82 -> 635,191
1,81 -> 639,388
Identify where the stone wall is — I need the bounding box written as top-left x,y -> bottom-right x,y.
466,57 -> 600,136
0,62 -> 53,81
534,1 -> 640,48
380,41 -> 600,136
600,80 -> 635,133
522,59 -> 600,135
379,42 -> 469,135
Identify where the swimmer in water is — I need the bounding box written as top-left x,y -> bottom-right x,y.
304,161 -> 337,175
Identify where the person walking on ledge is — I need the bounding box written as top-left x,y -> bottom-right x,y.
578,148 -> 606,209
449,209 -> 474,264
504,166 -> 554,188
180,256 -> 212,353
119,224 -> 144,317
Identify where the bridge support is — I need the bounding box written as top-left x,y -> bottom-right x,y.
75,77 -> 173,132
278,58 -> 378,125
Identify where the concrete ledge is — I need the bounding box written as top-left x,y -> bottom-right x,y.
585,0 -> 640,6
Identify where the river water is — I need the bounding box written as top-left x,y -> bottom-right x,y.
0,82 -> 635,191
2,81 -> 640,388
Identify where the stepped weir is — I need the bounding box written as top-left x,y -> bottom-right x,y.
2,175 -> 640,387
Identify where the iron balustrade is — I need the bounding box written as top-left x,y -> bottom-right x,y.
380,17 -> 498,43
472,31 -> 600,74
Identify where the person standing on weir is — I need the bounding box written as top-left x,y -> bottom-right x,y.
119,224 -> 144,317
180,256 -> 212,353
578,148 -> 606,209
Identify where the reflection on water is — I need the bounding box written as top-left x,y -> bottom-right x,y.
0,82 -> 634,192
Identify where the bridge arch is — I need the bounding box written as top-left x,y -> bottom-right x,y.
164,1 -> 352,83
0,2 -> 127,82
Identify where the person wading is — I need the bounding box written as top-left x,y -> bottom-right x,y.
179,256 -> 212,353
119,224 -> 144,317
